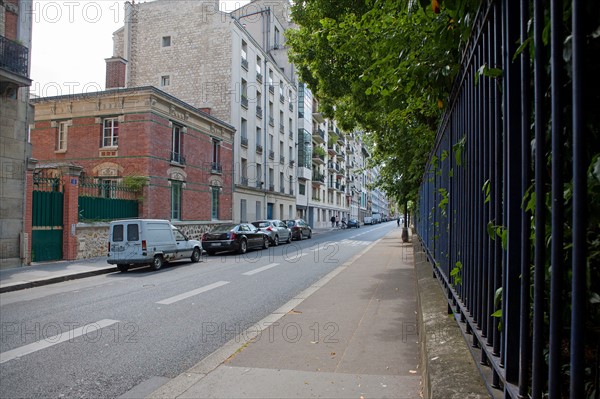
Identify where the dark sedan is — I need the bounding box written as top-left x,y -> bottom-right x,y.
346,218 -> 360,228
202,223 -> 269,255
282,219 -> 312,240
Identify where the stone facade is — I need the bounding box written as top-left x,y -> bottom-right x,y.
1,0 -> 33,269
109,0 -> 299,223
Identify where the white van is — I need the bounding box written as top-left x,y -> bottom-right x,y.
364,216 -> 373,225
372,213 -> 382,224
107,219 -> 202,272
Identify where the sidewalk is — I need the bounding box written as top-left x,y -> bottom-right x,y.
0,257 -> 115,293
144,228 -> 421,399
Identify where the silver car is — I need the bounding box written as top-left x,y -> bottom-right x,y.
251,220 -> 292,246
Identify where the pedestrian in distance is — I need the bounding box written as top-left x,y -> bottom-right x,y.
331,215 -> 336,228
335,215 -> 339,228
397,217 -> 400,227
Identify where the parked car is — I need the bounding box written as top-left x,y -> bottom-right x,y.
107,219 -> 202,272
364,216 -> 373,225
251,220 -> 292,246
282,219 -> 312,240
346,218 -> 360,228
202,223 -> 269,255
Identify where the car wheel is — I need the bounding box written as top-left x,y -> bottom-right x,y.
191,247 -> 201,262
150,255 -> 163,271
308,231 -> 312,239
117,264 -> 129,273
238,239 -> 247,254
273,235 -> 279,246
262,236 -> 269,249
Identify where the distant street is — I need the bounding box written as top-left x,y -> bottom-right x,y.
0,223 -> 397,398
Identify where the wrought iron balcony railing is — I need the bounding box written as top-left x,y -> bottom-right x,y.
0,35 -> 29,80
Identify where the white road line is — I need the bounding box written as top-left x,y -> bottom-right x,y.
242,263 -> 280,276
156,281 -> 229,305
0,319 -> 119,364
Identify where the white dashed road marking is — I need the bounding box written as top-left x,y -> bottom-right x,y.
0,319 -> 119,364
242,263 -> 280,276
156,281 -> 229,305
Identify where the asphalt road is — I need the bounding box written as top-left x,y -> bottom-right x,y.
0,222 -> 397,398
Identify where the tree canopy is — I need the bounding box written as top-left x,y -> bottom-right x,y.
286,0 -> 479,203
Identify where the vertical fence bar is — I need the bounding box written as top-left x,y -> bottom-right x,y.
503,0 -> 523,386
531,0 -> 548,396
570,0 -> 585,397
518,0 -> 532,395
548,0 -> 565,396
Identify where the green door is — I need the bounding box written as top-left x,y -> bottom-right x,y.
31,177 -> 64,262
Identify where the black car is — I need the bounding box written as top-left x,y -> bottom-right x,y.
282,219 -> 312,240
202,223 -> 269,255
346,218 -> 360,228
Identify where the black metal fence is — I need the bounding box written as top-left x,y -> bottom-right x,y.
78,178 -> 139,221
0,35 -> 29,78
416,0 -> 599,398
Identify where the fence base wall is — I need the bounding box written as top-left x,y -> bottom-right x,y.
413,237 -> 489,399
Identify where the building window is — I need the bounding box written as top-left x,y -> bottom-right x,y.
161,75 -> 170,86
274,27 -> 280,47
256,127 -> 262,146
171,124 -> 184,164
102,118 -> 119,147
211,186 -> 220,220
99,178 -> 118,199
56,121 -> 68,151
256,201 -> 262,220
162,36 -> 171,47
299,183 -> 305,195
240,199 -> 247,223
171,181 -> 182,220
212,139 -> 221,172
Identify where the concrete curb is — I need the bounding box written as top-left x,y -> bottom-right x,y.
0,267 -> 118,294
146,234 -> 387,398
412,237 -> 489,399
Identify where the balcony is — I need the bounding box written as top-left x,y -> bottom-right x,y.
256,144 -> 263,153
288,102 -> 294,112
269,150 -> 275,160
241,95 -> 249,109
313,129 -> 325,144
280,155 -> 285,164
256,72 -> 263,83
170,151 -> 186,165
269,116 -> 274,126
279,124 -> 285,134
1,35 -> 32,86
269,85 -> 275,94
241,177 -> 249,186
279,186 -> 285,194
256,180 -> 263,189
297,166 -> 311,181
241,57 -> 248,70
280,94 -> 285,103
289,188 -> 295,196
327,161 -> 337,172
241,136 -> 248,147
269,184 -> 275,192
289,130 -> 294,140
211,162 -> 222,174
312,172 -> 325,184
312,153 -> 325,164
256,106 -> 263,118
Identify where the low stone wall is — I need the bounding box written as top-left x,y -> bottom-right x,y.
412,236 -> 489,399
75,220 -> 234,260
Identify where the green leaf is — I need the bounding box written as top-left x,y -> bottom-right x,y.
491,309 -> 502,318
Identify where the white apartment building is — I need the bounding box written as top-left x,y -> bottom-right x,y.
106,0 -> 298,222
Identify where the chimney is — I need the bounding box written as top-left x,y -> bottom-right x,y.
105,57 -> 127,89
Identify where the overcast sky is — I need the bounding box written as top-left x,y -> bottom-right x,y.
31,1 -> 250,97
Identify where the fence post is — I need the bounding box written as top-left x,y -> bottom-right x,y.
60,165 -> 83,260
23,158 -> 38,265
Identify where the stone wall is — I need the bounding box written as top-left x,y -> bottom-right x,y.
75,221 -> 232,260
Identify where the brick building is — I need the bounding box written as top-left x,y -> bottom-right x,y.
28,87 -> 235,260
1,0 -> 33,269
